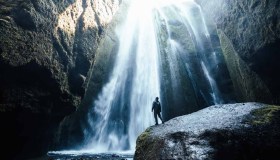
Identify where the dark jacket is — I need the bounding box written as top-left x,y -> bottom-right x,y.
152,101 -> 161,113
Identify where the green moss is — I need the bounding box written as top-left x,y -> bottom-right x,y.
140,129 -> 151,138
250,105 -> 280,125
136,127 -> 152,149
135,127 -> 164,159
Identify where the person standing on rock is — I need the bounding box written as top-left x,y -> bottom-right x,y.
152,97 -> 164,125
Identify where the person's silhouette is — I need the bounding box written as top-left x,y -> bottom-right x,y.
152,97 -> 164,125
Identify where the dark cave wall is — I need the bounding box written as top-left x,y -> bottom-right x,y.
0,0 -> 120,159
196,0 -> 280,104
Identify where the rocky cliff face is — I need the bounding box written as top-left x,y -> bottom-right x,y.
54,0 -> 132,149
0,0 -> 120,159
135,103 -> 280,159
155,6 -> 235,120
196,0 -> 280,104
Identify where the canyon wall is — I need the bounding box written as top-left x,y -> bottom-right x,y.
196,0 -> 280,104
0,0 -> 120,159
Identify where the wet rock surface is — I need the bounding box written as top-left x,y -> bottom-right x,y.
135,103 -> 280,159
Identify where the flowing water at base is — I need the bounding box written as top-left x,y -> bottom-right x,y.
47,151 -> 133,160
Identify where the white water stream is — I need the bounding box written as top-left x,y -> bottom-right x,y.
85,0 -> 161,152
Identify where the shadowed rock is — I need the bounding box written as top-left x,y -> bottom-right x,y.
0,0 -> 121,159
196,0 -> 280,104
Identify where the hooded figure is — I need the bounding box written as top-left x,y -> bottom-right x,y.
152,97 -> 164,125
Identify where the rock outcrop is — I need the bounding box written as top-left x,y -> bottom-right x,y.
135,103 -> 280,159
0,0 -> 120,159
196,0 -> 280,104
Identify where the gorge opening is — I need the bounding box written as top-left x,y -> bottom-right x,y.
49,0 -> 233,157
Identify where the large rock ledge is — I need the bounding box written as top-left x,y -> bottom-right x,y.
135,103 -> 280,159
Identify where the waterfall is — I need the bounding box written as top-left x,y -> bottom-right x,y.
82,0 -> 225,153
84,0 -> 160,153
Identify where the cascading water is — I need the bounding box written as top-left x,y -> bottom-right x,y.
155,0 -> 224,107
82,0 -> 225,154
84,0 -> 160,153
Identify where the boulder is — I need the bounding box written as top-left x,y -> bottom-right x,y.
135,103 -> 280,159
